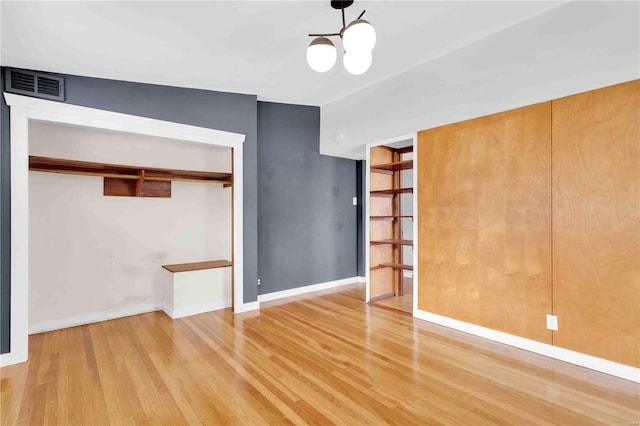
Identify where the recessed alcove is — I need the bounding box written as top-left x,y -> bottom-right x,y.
2,93 -> 246,367
28,121 -> 233,332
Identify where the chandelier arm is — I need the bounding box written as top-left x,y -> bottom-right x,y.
308,32 -> 341,37
306,0 -> 374,75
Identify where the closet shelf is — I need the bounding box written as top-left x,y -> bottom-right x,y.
371,263 -> 414,271
370,215 -> 413,221
371,160 -> 413,174
370,188 -> 413,197
370,239 -> 413,246
29,156 -> 233,187
162,260 -> 232,273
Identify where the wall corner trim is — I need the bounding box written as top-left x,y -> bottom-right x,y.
234,301 -> 261,313
257,277 -> 359,303
413,309 -> 640,383
0,351 -> 28,368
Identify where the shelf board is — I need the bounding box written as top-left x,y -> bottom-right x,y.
370,188 -> 413,197
29,156 -> 233,187
378,263 -> 414,271
370,215 -> 413,221
371,160 -> 413,173
370,239 -> 413,246
396,145 -> 414,154
162,260 -> 232,273
144,176 -> 230,185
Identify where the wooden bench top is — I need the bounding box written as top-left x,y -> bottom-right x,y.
162,260 -> 232,273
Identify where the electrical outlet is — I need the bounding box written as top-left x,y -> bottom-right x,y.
257,278 -> 261,286
546,314 -> 558,331
353,197 -> 358,206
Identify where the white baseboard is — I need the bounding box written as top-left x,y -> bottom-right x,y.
257,276 -> 359,303
233,301 -> 260,313
28,303 -> 162,335
0,350 -> 28,368
414,309 -> 640,383
163,299 -> 232,319
357,276 -> 366,283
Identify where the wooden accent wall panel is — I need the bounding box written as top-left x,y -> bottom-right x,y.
418,102 -> 552,343
552,80 -> 640,367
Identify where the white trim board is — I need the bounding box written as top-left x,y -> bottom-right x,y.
412,134 -> 419,316
1,93 -> 254,368
4,93 -> 245,146
364,132 -> 418,304
257,277 -> 359,303
29,304 -> 163,335
233,301 -> 261,313
413,309 -> 640,383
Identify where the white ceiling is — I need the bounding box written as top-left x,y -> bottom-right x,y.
1,1 -> 562,106
1,1 -> 638,159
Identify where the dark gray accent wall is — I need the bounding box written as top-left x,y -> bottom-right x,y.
257,102 -> 357,294
1,69 -> 11,354
356,160 -> 365,277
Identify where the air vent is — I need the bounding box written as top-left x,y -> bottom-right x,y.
5,68 -> 65,101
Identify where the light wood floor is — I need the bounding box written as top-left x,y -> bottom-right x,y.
2,283 -> 638,425
371,277 -> 414,315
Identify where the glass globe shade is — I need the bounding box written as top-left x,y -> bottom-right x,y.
342,19 -> 376,53
343,51 -> 372,75
306,37 -> 337,73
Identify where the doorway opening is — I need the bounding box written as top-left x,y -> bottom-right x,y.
366,135 -> 416,315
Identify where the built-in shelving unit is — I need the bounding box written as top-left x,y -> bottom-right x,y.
29,156 -> 232,198
368,145 -> 414,305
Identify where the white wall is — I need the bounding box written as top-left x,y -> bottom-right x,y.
28,121 -> 231,331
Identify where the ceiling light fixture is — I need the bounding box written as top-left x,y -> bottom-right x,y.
306,1 -> 376,75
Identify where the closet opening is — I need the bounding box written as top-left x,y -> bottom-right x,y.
3,93 -> 245,367
28,121 -> 234,332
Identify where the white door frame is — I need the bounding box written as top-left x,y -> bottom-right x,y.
364,132 -> 418,312
1,93 -> 254,367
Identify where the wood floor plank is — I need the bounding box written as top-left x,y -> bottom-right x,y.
1,283 -> 638,425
